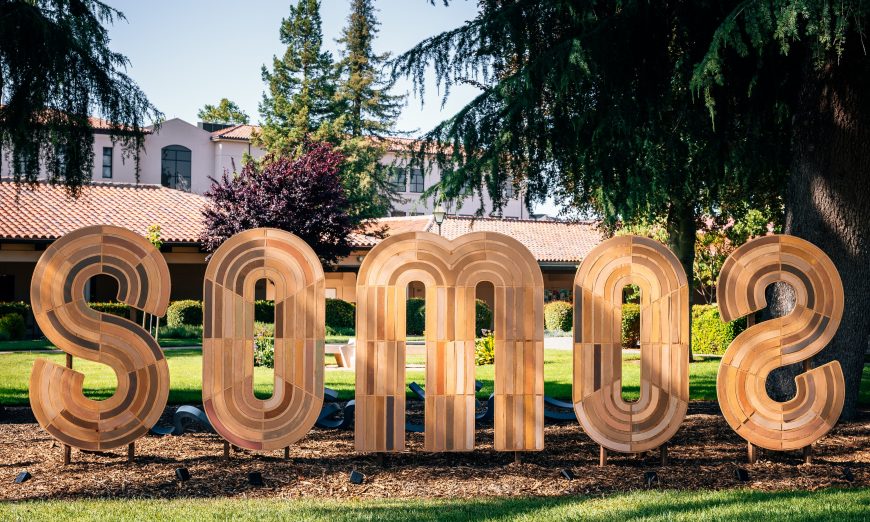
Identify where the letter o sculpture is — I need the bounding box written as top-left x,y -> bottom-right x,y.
717,235 -> 845,451
29,225 -> 171,450
355,232 -> 545,453
202,228 -> 325,451
573,235 -> 690,453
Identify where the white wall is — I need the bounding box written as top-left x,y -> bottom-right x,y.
1,118 -> 526,218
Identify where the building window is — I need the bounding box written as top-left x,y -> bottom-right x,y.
388,167 -> 407,192
161,145 -> 192,191
505,183 -> 516,198
102,147 -> 113,178
409,168 -> 424,193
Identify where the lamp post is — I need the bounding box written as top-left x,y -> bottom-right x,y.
433,204 -> 446,236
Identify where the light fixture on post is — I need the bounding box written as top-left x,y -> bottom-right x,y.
433,204 -> 446,236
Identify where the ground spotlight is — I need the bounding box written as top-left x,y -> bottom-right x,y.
842,468 -> 854,483
644,471 -> 658,487
560,468 -> 575,481
349,470 -> 364,485
248,471 -> 264,487
734,468 -> 749,482
175,467 -> 191,482
14,471 -> 31,484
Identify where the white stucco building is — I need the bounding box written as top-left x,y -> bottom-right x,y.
1,117 -> 528,218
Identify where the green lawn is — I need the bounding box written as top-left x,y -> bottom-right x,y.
0,349 -> 867,406
1,489 -> 867,521
0,338 -> 200,351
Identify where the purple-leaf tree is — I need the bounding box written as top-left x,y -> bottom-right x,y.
201,141 -> 354,266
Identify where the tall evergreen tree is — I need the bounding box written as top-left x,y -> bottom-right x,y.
257,0 -> 335,155
317,0 -> 406,222
0,0 -> 160,194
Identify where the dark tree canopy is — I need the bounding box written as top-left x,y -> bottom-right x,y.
399,0 -> 870,417
0,0 -> 160,194
201,142 -> 354,266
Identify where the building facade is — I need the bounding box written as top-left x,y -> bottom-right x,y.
0,118 -> 527,218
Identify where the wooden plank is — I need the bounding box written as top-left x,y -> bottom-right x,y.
716,235 -> 845,452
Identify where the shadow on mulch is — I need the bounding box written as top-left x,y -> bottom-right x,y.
0,401 -> 867,501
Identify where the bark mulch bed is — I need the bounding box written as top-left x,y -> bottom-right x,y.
0,402 -> 867,501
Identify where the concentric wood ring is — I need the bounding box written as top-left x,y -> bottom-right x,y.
202,228 -> 325,451
29,225 -> 171,451
573,235 -> 690,453
716,235 -> 845,451
355,232 -> 545,453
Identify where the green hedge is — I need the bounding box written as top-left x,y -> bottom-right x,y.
622,304 -> 640,347
692,304 -> 746,355
407,298 -> 492,336
254,300 -> 274,323
406,298 -> 426,336
326,298 -> 356,329
0,313 -> 26,340
0,301 -> 30,318
88,302 -> 131,318
544,301 -> 573,332
166,300 -> 203,327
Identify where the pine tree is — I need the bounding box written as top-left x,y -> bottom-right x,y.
257,0 -> 335,155
318,0 -> 406,222
198,98 -> 249,125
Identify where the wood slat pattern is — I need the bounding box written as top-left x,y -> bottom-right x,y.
573,235 -> 690,453
355,232 -> 544,453
29,225 -> 171,450
716,235 -> 845,451
202,228 -> 325,451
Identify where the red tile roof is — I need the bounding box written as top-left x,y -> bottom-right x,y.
209,124 -> 259,141
353,215 -> 603,263
0,182 -> 602,262
0,180 -> 206,243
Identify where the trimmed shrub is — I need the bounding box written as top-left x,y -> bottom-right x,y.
0,313 -> 26,340
692,304 -> 746,355
254,300 -> 275,323
622,304 -> 641,347
88,301 -> 131,318
474,299 -> 493,336
407,299 -> 493,337
166,300 -> 203,327
475,332 -> 495,365
544,301 -> 573,332
326,298 -> 355,329
254,321 -> 275,338
158,324 -> 202,339
0,301 -> 30,318
406,297 -> 426,336
326,325 -> 355,338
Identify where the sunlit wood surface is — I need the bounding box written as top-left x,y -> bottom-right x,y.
29,225 -> 170,450
573,235 -> 690,453
717,235 -> 845,451
355,232 -> 545,453
203,228 -> 325,451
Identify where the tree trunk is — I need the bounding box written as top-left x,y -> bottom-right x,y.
770,42 -> 870,420
666,200 -> 697,361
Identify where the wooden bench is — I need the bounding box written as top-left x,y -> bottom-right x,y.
325,339 -> 355,368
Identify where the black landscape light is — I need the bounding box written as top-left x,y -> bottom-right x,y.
248,471 -> 264,487
14,471 -> 31,484
175,467 -> 191,482
349,470 -> 364,485
734,468 -> 749,482
560,468 -> 575,480
644,471 -> 659,487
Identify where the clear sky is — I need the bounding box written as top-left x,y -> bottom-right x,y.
102,0 -> 560,216
102,0 -> 480,134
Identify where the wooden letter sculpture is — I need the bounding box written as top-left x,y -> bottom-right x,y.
29,225 -> 171,450
573,235 -> 690,453
203,228 -> 325,450
717,235 -> 845,451
355,232 -> 544,453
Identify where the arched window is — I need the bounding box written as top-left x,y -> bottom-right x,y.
161,145 -> 192,191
